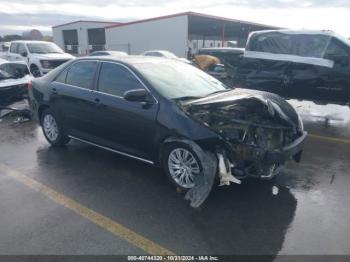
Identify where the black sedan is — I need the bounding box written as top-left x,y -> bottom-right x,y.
28,56 -> 306,205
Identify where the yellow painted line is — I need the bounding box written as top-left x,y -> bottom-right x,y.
308,134 -> 350,145
0,163 -> 175,256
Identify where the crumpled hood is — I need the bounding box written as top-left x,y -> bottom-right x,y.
182,88 -> 299,130
0,75 -> 32,88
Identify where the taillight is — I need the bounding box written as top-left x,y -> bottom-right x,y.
27,81 -> 32,90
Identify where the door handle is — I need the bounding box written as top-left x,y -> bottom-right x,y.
52,88 -> 58,94
93,98 -> 106,108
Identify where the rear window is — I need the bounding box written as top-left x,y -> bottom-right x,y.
248,32 -> 331,58
248,33 -> 293,54
66,61 -> 97,89
324,38 -> 350,58
294,35 -> 330,58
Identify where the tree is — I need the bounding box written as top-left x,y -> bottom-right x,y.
3,34 -> 22,41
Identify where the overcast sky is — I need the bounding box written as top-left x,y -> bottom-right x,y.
0,0 -> 349,37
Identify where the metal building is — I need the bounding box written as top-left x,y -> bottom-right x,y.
105,12 -> 280,58
52,20 -> 120,55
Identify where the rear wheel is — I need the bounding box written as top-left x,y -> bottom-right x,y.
163,143 -> 203,190
41,108 -> 70,146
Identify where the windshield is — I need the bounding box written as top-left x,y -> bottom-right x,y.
27,42 -> 64,54
133,61 -> 227,100
159,51 -> 177,58
0,63 -> 30,80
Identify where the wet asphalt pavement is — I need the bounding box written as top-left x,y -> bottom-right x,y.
0,100 -> 349,258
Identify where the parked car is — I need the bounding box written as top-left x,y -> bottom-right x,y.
197,47 -> 244,86
0,58 -> 32,106
0,42 -> 10,59
5,41 -> 74,77
141,50 -> 191,64
28,56 -> 306,205
90,50 -> 128,57
236,30 -> 350,105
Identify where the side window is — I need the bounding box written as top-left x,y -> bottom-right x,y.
66,61 -> 97,89
324,38 -> 350,58
17,44 -> 26,55
54,69 -> 68,83
248,33 -> 293,54
98,62 -> 144,97
295,35 -> 329,58
10,43 -> 18,53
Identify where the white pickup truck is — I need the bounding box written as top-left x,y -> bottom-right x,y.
5,41 -> 74,77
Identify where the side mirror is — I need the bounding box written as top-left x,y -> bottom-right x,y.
123,89 -> 149,102
20,51 -> 28,57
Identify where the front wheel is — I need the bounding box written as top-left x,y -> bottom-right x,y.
30,64 -> 41,77
163,143 -> 203,190
41,108 -> 70,146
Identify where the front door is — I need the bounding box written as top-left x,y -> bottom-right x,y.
90,61 -> 158,160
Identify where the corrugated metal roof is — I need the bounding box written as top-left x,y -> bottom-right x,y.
105,11 -> 280,30
53,20 -> 121,29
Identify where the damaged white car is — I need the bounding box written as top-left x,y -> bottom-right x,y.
0,59 -> 32,106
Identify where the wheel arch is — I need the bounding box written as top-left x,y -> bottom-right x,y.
38,104 -> 50,124
157,135 -> 214,167
30,63 -> 39,70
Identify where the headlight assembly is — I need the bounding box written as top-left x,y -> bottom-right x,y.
40,60 -> 52,69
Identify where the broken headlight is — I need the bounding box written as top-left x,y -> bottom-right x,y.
40,60 -> 52,69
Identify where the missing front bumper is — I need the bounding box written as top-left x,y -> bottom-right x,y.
266,131 -> 307,164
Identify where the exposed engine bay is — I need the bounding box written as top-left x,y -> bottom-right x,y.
181,88 -> 306,182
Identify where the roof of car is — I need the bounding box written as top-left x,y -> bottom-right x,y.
251,29 -> 337,36
250,29 -> 350,46
0,58 -> 27,66
76,55 -> 180,65
10,40 -> 53,44
199,47 -> 245,54
143,50 -> 175,54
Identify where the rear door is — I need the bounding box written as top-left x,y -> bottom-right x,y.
238,58 -> 291,95
50,60 -> 99,140
238,32 -> 293,96
91,61 -> 158,160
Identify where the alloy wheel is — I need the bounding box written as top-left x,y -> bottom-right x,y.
43,114 -> 59,142
167,148 -> 200,188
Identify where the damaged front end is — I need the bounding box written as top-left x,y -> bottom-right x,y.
182,89 -> 307,182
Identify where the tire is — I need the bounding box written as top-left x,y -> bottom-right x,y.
41,108 -> 70,146
30,64 -> 41,78
162,142 -> 203,190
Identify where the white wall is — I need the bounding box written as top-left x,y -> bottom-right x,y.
52,22 -> 113,55
106,15 -> 188,57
